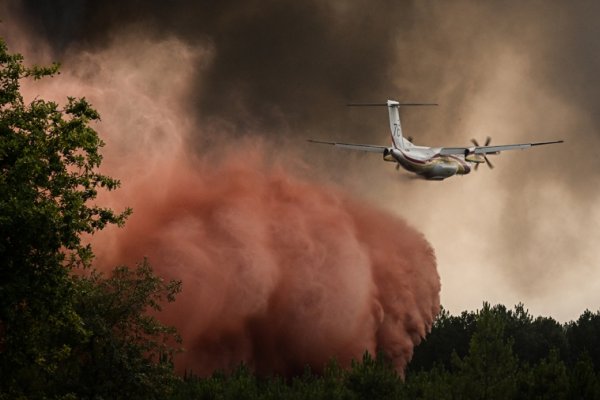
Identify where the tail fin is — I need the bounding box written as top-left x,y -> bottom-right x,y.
347,100 -> 437,150
387,100 -> 403,149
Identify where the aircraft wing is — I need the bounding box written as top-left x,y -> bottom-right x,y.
307,139 -> 387,153
439,140 -> 564,155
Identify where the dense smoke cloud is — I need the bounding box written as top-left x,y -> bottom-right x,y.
6,0 -> 406,138
3,0 -> 599,321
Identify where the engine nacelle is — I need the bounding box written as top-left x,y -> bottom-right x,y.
463,148 -> 484,163
465,153 -> 485,163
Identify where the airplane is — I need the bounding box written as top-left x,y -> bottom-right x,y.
308,100 -> 564,180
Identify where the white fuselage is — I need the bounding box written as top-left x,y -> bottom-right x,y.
384,140 -> 471,180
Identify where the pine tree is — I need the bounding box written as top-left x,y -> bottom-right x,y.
453,303 -> 518,400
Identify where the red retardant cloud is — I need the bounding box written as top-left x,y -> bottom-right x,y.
94,151 -> 440,376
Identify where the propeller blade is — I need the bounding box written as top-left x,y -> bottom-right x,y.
484,155 -> 494,169
471,139 -> 479,147
485,136 -> 492,146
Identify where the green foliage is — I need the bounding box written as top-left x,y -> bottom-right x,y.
565,309 -> 600,370
451,303 -> 518,400
568,352 -> 600,399
498,303 -> 567,365
0,37 -> 180,399
61,261 -> 182,399
168,302 -> 600,400
408,305 -> 477,373
529,349 -> 569,400
0,35 -> 120,397
402,363 -> 453,400
405,304 -> 600,400
410,303 -> 567,376
346,352 -> 400,400
171,356 -> 397,400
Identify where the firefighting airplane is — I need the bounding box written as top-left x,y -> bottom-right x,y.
308,100 -> 564,180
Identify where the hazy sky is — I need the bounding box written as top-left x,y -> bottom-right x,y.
3,0 -> 600,322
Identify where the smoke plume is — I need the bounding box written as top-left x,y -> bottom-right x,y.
1,3 -> 441,374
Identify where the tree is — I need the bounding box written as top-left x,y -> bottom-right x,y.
402,362 -> 454,400
409,306 -> 477,373
453,303 -> 518,400
503,304 -> 567,366
569,351 -> 600,400
527,349 -> 569,400
345,351 -> 401,400
566,310 -> 600,371
0,37 -> 180,399
63,261 -> 182,399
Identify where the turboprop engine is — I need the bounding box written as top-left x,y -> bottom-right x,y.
465,137 -> 498,170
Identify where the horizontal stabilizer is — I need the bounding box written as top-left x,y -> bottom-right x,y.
347,103 -> 438,107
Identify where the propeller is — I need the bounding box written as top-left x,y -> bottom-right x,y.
471,136 -> 496,170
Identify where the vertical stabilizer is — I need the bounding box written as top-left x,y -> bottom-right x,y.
346,100 -> 436,149
387,100 -> 403,149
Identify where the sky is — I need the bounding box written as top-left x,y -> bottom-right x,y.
2,0 -> 600,323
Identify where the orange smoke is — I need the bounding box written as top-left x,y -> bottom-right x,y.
6,26 -> 441,375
